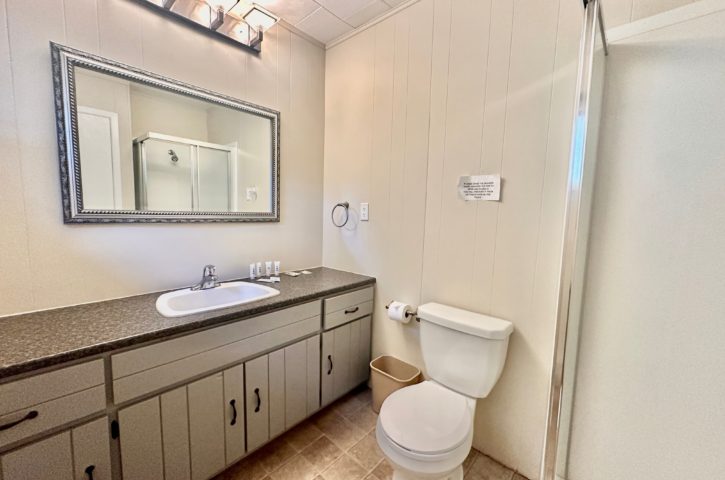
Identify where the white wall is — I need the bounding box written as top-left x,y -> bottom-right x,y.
566,4 -> 725,479
0,0 -> 324,316
322,0 -> 584,477
605,0 -> 701,27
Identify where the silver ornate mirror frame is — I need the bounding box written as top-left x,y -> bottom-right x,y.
51,42 -> 280,223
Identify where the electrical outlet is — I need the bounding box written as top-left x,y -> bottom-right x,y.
360,202 -> 369,221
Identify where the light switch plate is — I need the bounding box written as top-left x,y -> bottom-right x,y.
360,202 -> 369,221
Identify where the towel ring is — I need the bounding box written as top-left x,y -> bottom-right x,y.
331,202 -> 350,227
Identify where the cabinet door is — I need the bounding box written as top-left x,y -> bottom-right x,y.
161,387 -> 191,480
332,322 -> 352,399
284,339 -> 308,428
1,431 -> 73,480
355,316 -> 372,386
118,397 -> 164,480
321,330 -> 335,406
245,355 -> 269,451
306,336 -> 321,415
72,418 -> 112,480
223,364 -> 245,464
188,373 -> 225,480
268,349 -> 285,438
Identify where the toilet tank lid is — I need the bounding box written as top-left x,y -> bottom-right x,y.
417,303 -> 513,340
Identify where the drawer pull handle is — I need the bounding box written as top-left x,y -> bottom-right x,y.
85,465 -> 95,480
229,399 -> 238,426
254,388 -> 261,413
327,355 -> 333,375
0,410 -> 38,431
344,306 -> 359,315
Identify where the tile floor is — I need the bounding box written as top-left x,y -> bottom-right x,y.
214,387 -> 528,480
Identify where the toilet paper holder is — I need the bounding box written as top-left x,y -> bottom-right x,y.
385,302 -> 419,322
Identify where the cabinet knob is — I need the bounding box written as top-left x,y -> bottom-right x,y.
254,388 -> 261,413
327,355 -> 333,375
344,306 -> 359,315
229,399 -> 238,426
85,465 -> 95,480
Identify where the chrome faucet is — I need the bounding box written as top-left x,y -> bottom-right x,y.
191,265 -> 220,291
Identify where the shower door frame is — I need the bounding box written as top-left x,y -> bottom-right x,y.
540,1 -> 608,479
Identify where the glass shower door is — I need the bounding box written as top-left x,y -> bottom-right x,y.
542,0 -> 607,478
139,138 -> 193,211
197,146 -> 233,212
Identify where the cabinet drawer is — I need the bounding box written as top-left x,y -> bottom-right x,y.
323,287 -> 374,330
113,316 -> 321,404
0,360 -> 104,417
324,287 -> 373,316
324,300 -> 373,330
0,385 -> 106,449
113,301 -> 321,380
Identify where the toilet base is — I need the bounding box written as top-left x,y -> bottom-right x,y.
391,465 -> 463,480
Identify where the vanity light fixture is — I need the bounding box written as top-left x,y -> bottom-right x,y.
137,0 -> 278,53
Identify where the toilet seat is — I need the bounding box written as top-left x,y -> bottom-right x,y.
378,381 -> 472,455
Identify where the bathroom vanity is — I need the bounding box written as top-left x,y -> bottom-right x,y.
0,267 -> 374,480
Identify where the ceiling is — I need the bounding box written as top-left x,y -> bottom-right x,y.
237,0 -> 408,45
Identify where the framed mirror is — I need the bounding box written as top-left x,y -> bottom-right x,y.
51,42 -> 279,223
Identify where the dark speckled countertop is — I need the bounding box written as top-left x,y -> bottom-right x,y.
0,267 -> 375,381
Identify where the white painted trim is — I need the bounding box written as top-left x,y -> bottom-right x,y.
607,0 -> 725,43
325,0 -> 422,50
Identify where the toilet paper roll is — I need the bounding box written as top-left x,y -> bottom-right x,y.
387,301 -> 413,324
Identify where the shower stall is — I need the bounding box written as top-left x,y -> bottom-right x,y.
133,132 -> 239,212
544,0 -> 725,479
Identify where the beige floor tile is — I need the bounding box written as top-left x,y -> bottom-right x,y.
321,453 -> 367,480
512,474 -> 528,480
463,449 -> 480,474
213,451 -> 268,480
268,454 -> 318,480
353,387 -> 372,406
343,405 -> 378,432
257,437 -> 297,473
300,435 -> 344,471
313,410 -> 366,450
465,454 -> 514,480
332,393 -> 365,416
371,459 -> 394,480
284,421 -> 324,452
348,432 -> 384,470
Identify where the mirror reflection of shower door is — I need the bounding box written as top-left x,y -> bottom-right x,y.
134,134 -> 236,212
197,146 -> 233,212
142,138 -> 193,211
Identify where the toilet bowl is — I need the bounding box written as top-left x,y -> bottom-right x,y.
375,303 -> 513,480
376,381 -> 475,480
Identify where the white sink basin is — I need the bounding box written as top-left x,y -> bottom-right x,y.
156,281 -> 280,318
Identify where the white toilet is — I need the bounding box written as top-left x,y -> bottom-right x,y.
375,303 -> 514,480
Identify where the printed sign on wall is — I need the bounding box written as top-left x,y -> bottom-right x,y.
457,175 -> 501,201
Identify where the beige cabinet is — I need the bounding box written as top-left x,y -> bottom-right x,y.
321,315 -> 372,406
1,289 -> 371,480
188,373 -> 226,480
223,364 -> 245,464
0,417 -> 111,480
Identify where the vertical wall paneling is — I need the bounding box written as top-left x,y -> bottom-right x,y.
0,0 -> 33,313
0,0 -> 325,316
322,0 -> 588,476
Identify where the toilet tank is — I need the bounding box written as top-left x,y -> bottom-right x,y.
418,303 -> 513,398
